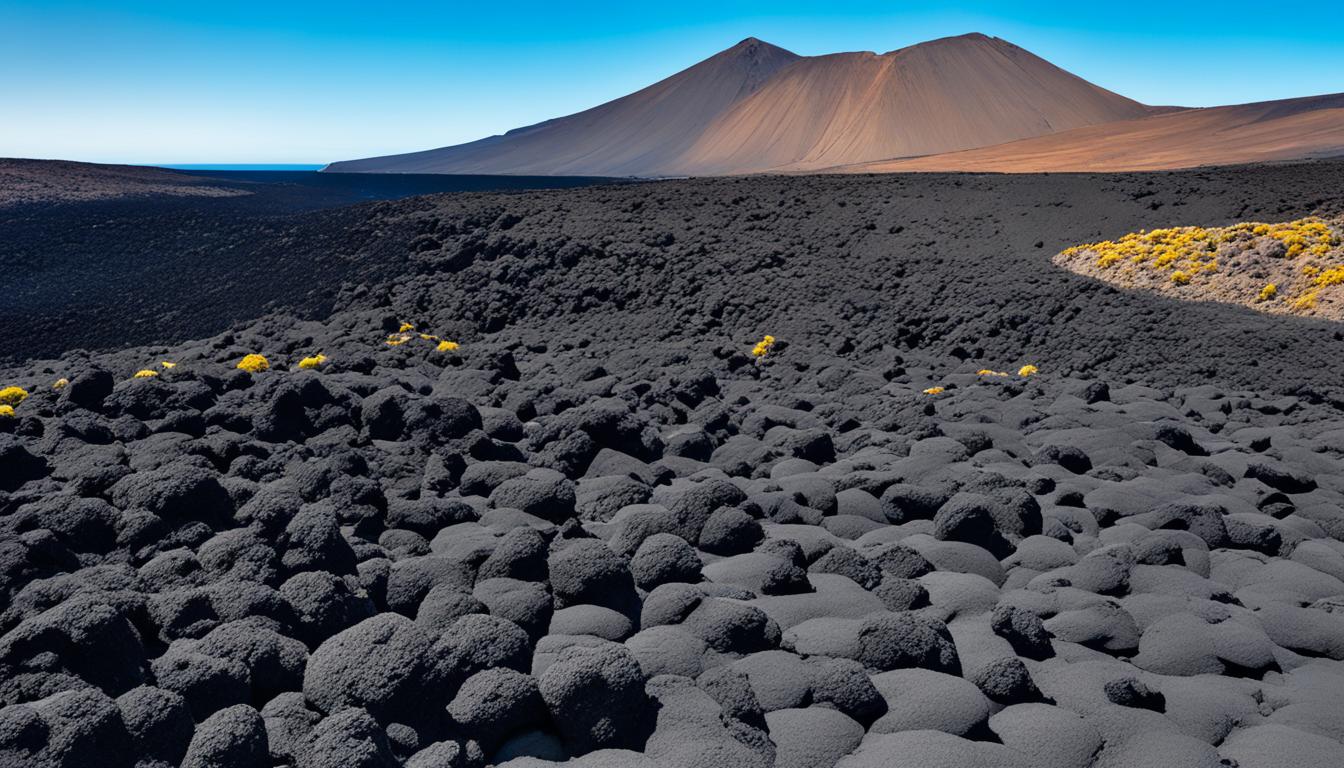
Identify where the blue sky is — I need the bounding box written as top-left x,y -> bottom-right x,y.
3,1 -> 1341,164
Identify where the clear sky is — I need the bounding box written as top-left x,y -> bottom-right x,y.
3,1 -> 1341,165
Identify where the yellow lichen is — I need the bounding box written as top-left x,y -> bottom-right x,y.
133,369 -> 159,379
923,386 -> 945,395
236,354 -> 270,373
436,340 -> 460,352
752,335 -> 777,358
298,353 -> 327,370
0,386 -> 29,407
1018,364 -> 1039,377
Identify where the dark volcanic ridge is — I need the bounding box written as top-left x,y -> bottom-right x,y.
0,158 -> 249,207
3,162 -> 1344,768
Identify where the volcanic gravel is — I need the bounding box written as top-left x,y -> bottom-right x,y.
4,161 -> 1344,768
0,163 -> 625,361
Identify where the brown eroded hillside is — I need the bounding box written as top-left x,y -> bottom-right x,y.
677,33 -> 1154,174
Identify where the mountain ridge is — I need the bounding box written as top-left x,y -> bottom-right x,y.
324,36 -> 800,176
325,34 -> 1343,176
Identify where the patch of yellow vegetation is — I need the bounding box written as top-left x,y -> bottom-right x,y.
53,378 -> 69,390
0,386 -> 29,407
1057,216 -> 1344,318
133,369 -> 159,379
437,340 -> 460,352
0,405 -> 14,418
1291,291 -> 1319,312
752,335 -> 777,358
977,369 -> 1009,377
1315,266 -> 1344,287
1018,365 -> 1038,377
298,353 -> 327,370
923,386 -> 945,395
236,354 -> 270,373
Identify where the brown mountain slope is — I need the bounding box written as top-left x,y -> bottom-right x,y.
677,33 -> 1154,174
326,34 -> 1152,177
835,92 -> 1344,173
323,38 -> 799,176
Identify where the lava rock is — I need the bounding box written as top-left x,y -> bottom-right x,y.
537,642 -> 651,754
181,704 -> 268,768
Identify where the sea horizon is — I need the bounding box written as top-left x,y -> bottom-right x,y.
157,163 -> 326,171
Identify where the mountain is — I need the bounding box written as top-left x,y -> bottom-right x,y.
324,34 -> 1152,176
327,34 -> 1344,176
833,92 -> 1344,173
672,33 -> 1154,174
324,38 -> 800,176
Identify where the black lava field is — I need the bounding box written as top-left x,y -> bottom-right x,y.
4,161 -> 1344,768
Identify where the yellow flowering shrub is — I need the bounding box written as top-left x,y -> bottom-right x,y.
1291,291 -> 1319,311
398,322 -> 416,332
236,354 -> 270,373
161,361 -> 176,369
977,369 -> 1009,377
752,335 -> 777,357
133,369 -> 159,379
53,378 -> 69,390
1057,216 -> 1343,317
298,354 -> 327,370
1315,266 -> 1344,287
923,386 -> 945,395
437,340 -> 460,352
0,386 -> 29,407
1018,365 -> 1039,377
0,405 -> 14,418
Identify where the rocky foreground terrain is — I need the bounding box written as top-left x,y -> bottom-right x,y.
4,162 -> 1344,768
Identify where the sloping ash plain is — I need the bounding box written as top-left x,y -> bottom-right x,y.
4,160 -> 1344,768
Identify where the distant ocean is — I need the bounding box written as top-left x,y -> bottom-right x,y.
157,164 -> 325,171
